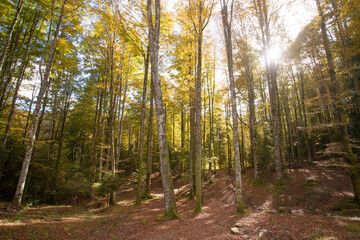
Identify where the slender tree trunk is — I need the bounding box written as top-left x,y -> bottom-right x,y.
245,55 -> 258,179
22,85 -> 38,144
31,86 -> 50,162
0,20 -> 27,112
0,0 -> 24,73
0,16 -> 41,181
115,54 -> 124,166
189,57 -> 195,199
221,0 -> 245,214
107,39 -> 117,205
207,75 -> 212,179
116,58 -> 130,167
283,91 -> 295,166
135,45 -> 150,205
180,103 -> 185,177
107,40 -> 116,176
226,106 -> 232,172
299,71 -> 312,162
316,0 -> 360,204
144,77 -> 154,199
90,91 -> 100,182
53,91 -> 71,190
98,87 -> 108,182
239,102 -> 245,173
253,0 -> 282,180
13,0 -> 67,205
147,0 -> 179,219
194,30 -> 203,213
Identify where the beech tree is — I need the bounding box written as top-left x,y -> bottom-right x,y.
187,0 -> 214,214
147,0 -> 180,219
221,0 -> 245,214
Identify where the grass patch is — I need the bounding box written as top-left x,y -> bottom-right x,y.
276,179 -> 285,186
141,193 -> 154,200
303,179 -> 318,187
305,227 -> 328,239
344,224 -> 360,233
253,178 -> 264,186
330,201 -> 360,212
267,184 -> 285,196
155,215 -> 166,221
0,219 -> 10,223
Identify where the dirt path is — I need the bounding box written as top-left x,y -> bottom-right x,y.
1,164 -> 360,239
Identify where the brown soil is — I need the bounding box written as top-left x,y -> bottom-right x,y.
1,162 -> 360,240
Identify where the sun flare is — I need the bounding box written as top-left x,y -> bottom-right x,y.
266,46 -> 282,62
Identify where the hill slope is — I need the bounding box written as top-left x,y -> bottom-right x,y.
1,163 -> 360,239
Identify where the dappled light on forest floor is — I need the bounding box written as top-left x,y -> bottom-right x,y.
1,165 -> 360,239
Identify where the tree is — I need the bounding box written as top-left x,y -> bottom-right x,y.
252,0 -> 283,180
147,0 -> 180,219
13,0 -> 68,205
0,0 -> 25,73
315,0 -> 360,204
220,0 -> 245,214
188,0 -> 214,213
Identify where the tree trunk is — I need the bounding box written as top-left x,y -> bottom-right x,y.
207,75 -> 212,179
135,45 -> 150,205
299,71 -> 312,162
253,0 -> 282,180
107,40 -> 116,176
316,0 -> 360,204
144,76 -> 154,199
245,56 -> 258,179
189,61 -> 195,199
90,91 -> 100,182
226,106 -> 232,172
53,91 -> 71,189
221,0 -> 245,214
0,0 -> 24,73
147,0 -> 179,219
116,57 -> 130,167
98,71 -> 108,182
239,101 -> 245,173
0,16 -> 41,181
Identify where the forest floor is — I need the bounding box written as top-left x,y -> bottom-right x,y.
1,162 -> 360,239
